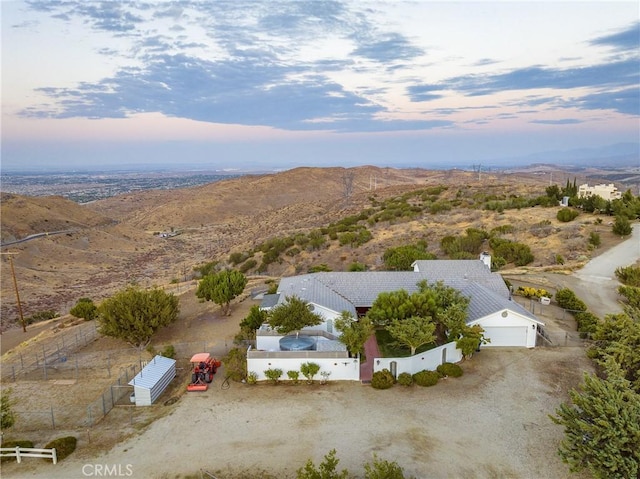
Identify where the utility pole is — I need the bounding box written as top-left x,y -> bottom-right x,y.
1,252 -> 26,332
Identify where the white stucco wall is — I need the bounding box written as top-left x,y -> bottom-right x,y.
373,342 -> 463,377
247,355 -> 360,381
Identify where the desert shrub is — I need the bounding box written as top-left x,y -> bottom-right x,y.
308,263 -> 332,273
413,370 -> 440,387
26,310 -> 59,325
287,370 -> 300,384
160,344 -> 176,359
43,436 -> 77,462
557,207 -> 580,222
371,369 -> 395,389
436,362 -> 463,378
396,372 -> 413,386
489,238 -> 534,266
239,259 -> 257,273
588,232 -> 601,248
490,224 -> 515,236
555,288 -> 587,312
348,262 -> 367,272
429,201 -> 452,214
491,256 -> 507,271
617,285 -> 640,309
70,298 -> 97,321
264,368 -> 283,385
1,440 -> 35,463
615,265 -> 640,287
246,372 -> 258,384
229,251 -> 249,265
612,215 -> 632,236
574,311 -> 599,338
555,254 -> 565,265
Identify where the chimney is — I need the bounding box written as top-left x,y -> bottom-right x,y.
479,252 -> 491,270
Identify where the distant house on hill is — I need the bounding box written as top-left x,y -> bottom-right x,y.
578,183 -> 622,201
261,254 -> 543,348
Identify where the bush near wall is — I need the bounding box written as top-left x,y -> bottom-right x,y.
413,370 -> 440,387
436,362 -> 463,378
371,369 -> 395,389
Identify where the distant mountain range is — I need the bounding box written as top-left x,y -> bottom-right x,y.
488,142 -> 639,169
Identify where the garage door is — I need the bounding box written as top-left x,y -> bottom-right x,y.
482,326 -> 528,347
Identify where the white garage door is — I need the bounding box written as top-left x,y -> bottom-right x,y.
483,326 -> 528,347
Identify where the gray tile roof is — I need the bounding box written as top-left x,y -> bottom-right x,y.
460,282 -> 541,324
269,260 -> 541,325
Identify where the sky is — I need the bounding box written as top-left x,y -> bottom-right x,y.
1,0 -> 639,172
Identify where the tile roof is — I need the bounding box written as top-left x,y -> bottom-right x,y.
269,260 -> 541,325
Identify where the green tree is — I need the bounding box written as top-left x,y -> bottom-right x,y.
196,269 -> 248,315
297,449 -> 350,479
97,286 -> 179,349
456,324 -> 488,358
588,232 -> 601,248
238,305 -> 268,339
223,347 -> 247,382
550,369 -> 640,479
382,243 -> 435,271
612,215 -> 632,236
1,388 -> 16,430
335,312 -> 374,358
267,296 -> 323,334
69,297 -> 98,321
590,311 -> 640,390
363,454 -> 412,479
386,316 -> 436,355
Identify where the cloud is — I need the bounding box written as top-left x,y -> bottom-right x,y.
21,52 -> 447,132
575,87 -> 640,116
529,119 -> 582,125
590,21 -> 639,52
352,32 -> 424,64
406,84 -> 444,102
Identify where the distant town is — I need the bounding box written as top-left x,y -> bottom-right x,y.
0,170 -> 241,203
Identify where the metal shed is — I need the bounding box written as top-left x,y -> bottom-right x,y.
128,355 -> 176,406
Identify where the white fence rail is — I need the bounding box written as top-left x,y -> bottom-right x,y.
0,446 -> 57,464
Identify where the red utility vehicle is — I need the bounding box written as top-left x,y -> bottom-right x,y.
187,353 -> 221,391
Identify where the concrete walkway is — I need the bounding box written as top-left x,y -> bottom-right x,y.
359,333 -> 381,382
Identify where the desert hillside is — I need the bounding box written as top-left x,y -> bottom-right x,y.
0,166 -> 619,328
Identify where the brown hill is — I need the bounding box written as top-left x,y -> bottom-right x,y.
0,166 -> 618,329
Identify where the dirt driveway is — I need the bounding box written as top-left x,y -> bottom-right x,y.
4,340 -> 592,479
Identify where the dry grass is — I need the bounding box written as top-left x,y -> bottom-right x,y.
0,166 -> 622,328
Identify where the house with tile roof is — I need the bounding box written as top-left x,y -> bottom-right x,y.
261,254 -> 543,349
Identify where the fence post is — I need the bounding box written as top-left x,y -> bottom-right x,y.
102,393 -> 107,415
51,405 -> 56,429
15,446 -> 21,464
52,448 -> 57,465
110,386 -> 115,408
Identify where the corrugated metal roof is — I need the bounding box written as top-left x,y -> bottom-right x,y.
128,355 -> 176,390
